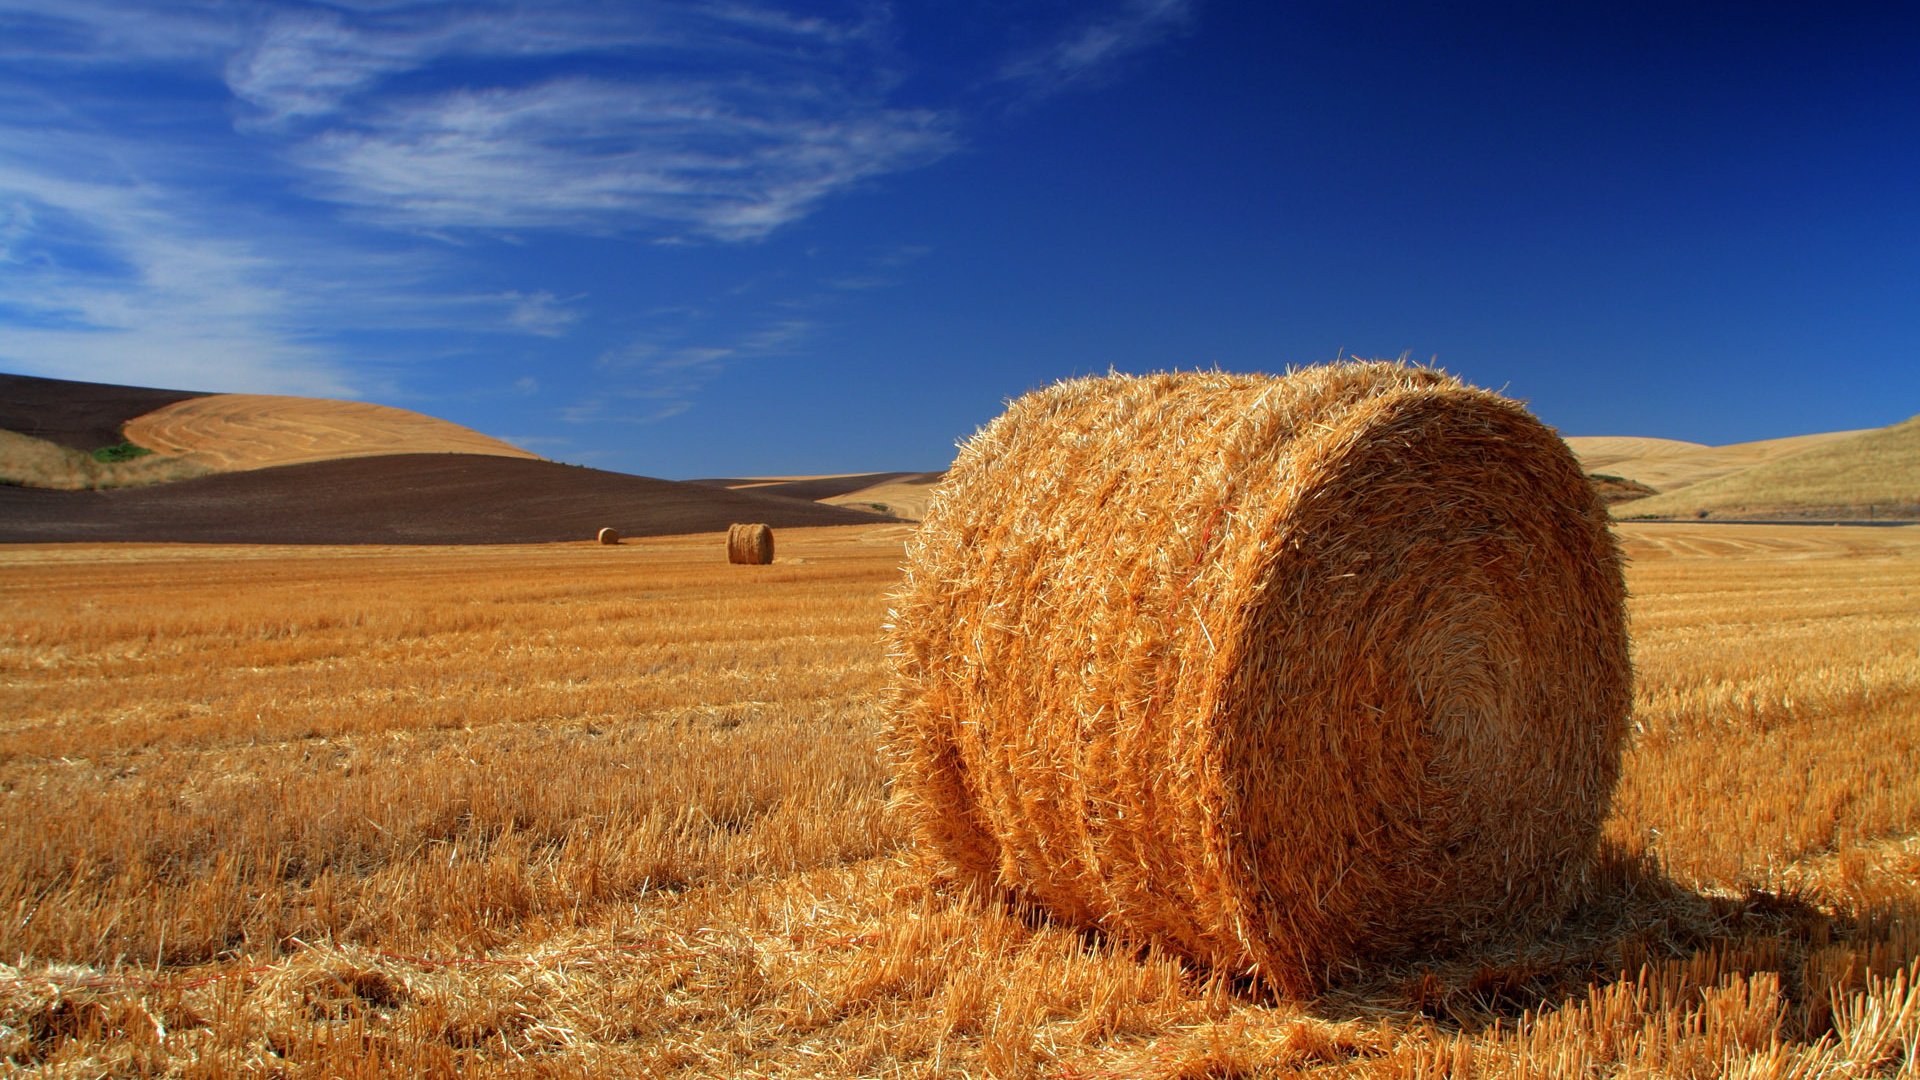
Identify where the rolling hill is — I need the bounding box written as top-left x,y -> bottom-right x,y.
0,373 -> 894,544
1563,430 -> 1871,493
0,454 -> 888,544
1,372 -> 540,493
5,371 -> 1907,534
1619,415 -> 1920,520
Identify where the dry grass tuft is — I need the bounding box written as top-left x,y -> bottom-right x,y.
888,361 -> 1632,997
597,527 -> 621,545
0,428 -> 211,490
728,523 -> 774,564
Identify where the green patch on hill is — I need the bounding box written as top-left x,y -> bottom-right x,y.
90,441 -> 155,463
1588,472 -> 1656,505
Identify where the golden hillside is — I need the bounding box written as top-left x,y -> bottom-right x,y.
1622,414 -> 1920,519
1564,430 -> 1868,493
123,393 -> 538,472
816,473 -> 944,520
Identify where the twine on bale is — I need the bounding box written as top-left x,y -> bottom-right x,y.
885,361 -> 1631,997
727,523 -> 774,564
596,527 -> 620,545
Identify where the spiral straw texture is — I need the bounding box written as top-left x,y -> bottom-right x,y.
886,361 -> 1630,996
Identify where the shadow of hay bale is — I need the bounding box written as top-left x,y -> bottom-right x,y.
956,836 -> 1910,1047
1303,842 -> 1913,1037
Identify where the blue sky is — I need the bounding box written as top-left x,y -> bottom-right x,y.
2,2 -> 1916,477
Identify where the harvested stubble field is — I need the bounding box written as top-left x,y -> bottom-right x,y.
1,522 -> 1917,1077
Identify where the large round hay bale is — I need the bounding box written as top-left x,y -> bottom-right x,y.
886,361 -> 1630,997
727,523 -> 774,564
596,527 -> 620,545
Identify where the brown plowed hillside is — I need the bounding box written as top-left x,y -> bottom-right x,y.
0,454 -> 893,545
124,393 -> 538,471
0,372 -> 209,451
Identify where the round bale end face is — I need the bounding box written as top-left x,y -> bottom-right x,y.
885,362 -> 1630,997
596,527 -> 620,545
727,523 -> 774,564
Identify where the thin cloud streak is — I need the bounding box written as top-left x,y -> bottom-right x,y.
576,313 -> 821,427
0,1 -> 244,65
1000,0 -> 1196,94
572,235 -> 942,427
223,2 -> 893,124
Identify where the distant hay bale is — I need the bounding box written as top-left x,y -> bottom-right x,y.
596,527 -> 620,545
886,361 -> 1631,997
727,523 -> 774,564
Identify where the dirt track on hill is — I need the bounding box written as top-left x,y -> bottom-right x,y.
0,454 -> 894,544
691,472 -> 929,500
693,471 -> 947,520
0,372 -> 210,452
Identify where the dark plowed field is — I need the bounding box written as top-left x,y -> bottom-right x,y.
0,454 -> 895,544
0,372 -> 210,451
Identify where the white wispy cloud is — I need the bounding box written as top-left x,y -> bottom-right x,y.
220,2 -> 944,240
0,13 -> 604,394
502,292 -> 577,336
825,243 -> 932,291
226,12 -> 423,125
4,2 -> 950,243
575,343 -> 739,426
0,1 -> 244,65
351,287 -> 585,338
0,146 -> 360,395
297,77 -> 950,240
221,2 -> 893,122
0,119 -> 582,396
1000,0 -> 1196,94
0,197 -> 33,262
0,1 -> 1197,422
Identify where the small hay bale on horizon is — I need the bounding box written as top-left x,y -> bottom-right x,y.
596,527 -> 620,545
727,523 -> 774,564
886,360 -> 1631,998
